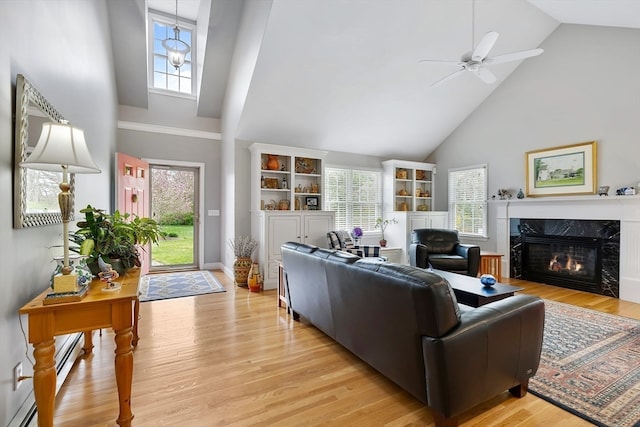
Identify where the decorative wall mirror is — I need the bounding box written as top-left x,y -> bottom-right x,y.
14,74 -> 75,228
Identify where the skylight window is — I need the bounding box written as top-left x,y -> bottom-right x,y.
149,12 -> 195,96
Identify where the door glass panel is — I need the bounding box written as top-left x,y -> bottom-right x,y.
150,165 -> 198,271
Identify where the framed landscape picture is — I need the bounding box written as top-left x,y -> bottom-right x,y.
525,141 -> 597,197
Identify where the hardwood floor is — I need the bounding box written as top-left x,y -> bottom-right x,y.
51,272 -> 639,426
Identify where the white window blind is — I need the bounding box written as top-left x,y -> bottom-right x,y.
325,168 -> 382,231
448,164 -> 487,237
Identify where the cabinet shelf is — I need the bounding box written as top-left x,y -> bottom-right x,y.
251,143 -> 328,212
383,159 -> 437,213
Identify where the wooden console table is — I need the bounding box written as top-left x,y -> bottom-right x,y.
19,268 -> 141,427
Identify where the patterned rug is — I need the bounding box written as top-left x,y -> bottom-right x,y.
139,270 -> 225,302
529,300 -> 640,426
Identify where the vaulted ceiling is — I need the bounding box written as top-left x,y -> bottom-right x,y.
107,0 -> 640,160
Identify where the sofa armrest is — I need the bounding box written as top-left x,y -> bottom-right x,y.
456,244 -> 480,276
409,243 -> 429,268
422,294 -> 544,418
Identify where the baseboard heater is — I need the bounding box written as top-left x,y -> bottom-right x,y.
8,332 -> 84,427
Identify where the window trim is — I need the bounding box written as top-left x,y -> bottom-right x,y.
448,164 -> 488,238
148,10 -> 197,97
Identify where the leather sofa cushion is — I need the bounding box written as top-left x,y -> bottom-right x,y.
429,254 -> 468,272
344,261 -> 461,338
412,228 -> 459,254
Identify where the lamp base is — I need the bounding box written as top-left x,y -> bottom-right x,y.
53,272 -> 79,293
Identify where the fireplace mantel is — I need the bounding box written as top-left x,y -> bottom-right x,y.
494,195 -> 640,303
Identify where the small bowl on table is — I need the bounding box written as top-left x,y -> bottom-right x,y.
480,274 -> 497,287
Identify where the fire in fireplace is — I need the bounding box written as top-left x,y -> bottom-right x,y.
522,234 -> 602,293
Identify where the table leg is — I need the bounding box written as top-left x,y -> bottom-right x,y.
83,330 -> 94,354
33,339 -> 56,427
132,298 -> 139,347
114,326 -> 134,427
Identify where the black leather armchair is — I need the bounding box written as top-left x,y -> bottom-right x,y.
409,228 -> 480,277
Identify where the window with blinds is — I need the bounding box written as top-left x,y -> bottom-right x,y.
325,168 -> 382,231
448,164 -> 487,237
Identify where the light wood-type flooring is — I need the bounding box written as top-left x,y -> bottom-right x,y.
50,271 -> 640,426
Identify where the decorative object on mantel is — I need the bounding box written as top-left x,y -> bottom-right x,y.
517,188 -> 525,199
616,186 -> 636,196
375,217 -> 398,247
525,141 -> 597,197
497,189 -> 512,200
229,236 -> 257,287
598,185 -> 610,196
20,122 -> 101,294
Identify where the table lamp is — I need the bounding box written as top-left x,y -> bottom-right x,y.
20,121 -> 101,293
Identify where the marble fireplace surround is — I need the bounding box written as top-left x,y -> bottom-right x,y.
494,196 -> 640,303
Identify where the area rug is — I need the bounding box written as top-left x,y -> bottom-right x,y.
139,270 -> 225,302
529,300 -> 640,427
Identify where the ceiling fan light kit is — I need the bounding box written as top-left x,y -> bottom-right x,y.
421,2 -> 544,87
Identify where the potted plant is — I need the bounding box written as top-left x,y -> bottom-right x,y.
228,236 -> 258,287
351,226 -> 363,245
375,217 -> 398,247
69,205 -> 164,276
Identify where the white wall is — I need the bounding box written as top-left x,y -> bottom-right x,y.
426,24 -> 640,250
0,0 -> 117,424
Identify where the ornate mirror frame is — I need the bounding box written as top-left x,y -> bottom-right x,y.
14,74 -> 75,228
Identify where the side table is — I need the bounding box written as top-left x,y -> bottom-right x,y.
379,247 -> 402,263
479,251 -> 503,282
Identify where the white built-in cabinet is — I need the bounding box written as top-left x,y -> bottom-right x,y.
382,159 -> 437,212
249,143 -> 335,289
249,143 -> 327,212
382,159 -> 448,263
252,211 -> 335,289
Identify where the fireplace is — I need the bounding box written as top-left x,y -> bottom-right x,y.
510,218 -> 620,298
521,234 -> 602,293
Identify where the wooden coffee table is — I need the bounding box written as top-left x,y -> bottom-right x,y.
434,270 -> 523,307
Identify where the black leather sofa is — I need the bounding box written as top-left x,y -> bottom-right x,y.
281,241 -> 545,427
409,228 -> 481,276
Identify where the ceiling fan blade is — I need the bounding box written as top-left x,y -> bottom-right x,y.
476,67 -> 496,84
485,48 -> 544,65
430,68 -> 466,87
419,59 -> 461,65
472,31 -> 499,61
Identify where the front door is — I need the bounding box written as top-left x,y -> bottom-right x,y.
116,152 -> 150,274
149,164 -> 200,272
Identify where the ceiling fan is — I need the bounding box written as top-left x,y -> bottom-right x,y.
420,2 -> 543,87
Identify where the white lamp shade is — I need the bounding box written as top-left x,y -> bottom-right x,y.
21,122 -> 101,174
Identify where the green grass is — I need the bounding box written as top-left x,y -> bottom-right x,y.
535,176 -> 584,188
152,225 -> 194,265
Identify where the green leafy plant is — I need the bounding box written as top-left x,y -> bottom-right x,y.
69,205 -> 165,272
375,217 -> 398,241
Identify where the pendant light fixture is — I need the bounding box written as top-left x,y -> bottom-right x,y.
162,0 -> 190,69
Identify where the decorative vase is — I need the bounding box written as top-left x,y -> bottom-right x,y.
379,239 -> 387,247
266,155 -> 279,171
234,257 -> 252,287
51,255 -> 93,288
248,262 -> 261,292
